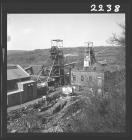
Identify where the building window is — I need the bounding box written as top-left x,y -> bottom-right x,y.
97,77 -> 102,87
79,86 -> 82,91
89,76 -> 92,81
72,75 -> 76,81
81,75 -> 84,81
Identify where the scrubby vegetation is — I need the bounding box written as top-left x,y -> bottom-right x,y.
59,70 -> 125,132
7,68 -> 125,133
7,41 -> 126,132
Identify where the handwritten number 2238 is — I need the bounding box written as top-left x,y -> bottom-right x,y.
91,4 -> 120,12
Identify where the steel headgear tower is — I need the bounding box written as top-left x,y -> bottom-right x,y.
49,39 -> 65,86
83,42 -> 96,70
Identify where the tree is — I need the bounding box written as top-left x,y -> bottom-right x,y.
107,23 -> 125,47
106,23 -> 125,65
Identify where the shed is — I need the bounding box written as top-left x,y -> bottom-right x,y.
7,64 -> 37,107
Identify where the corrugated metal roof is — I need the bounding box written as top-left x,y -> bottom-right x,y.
7,64 -> 30,80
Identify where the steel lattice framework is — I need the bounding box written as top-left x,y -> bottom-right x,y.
49,39 -> 65,86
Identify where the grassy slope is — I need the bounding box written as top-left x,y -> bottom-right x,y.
7,69 -> 126,133
7,46 -> 126,132
7,46 -> 125,68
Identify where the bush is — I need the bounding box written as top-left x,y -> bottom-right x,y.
61,69 -> 125,132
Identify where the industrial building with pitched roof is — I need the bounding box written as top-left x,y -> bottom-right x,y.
7,64 -> 37,107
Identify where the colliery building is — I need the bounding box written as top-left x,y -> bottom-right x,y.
7,64 -> 37,107
70,64 -> 104,95
70,42 -> 106,96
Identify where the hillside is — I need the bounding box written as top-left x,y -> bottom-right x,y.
7,50 -> 28,55
7,46 -> 126,133
7,46 -> 125,68
7,69 -> 126,133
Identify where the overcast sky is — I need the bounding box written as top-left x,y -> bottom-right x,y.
7,14 -> 125,50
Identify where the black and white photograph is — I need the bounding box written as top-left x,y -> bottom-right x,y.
7,13 -> 126,133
